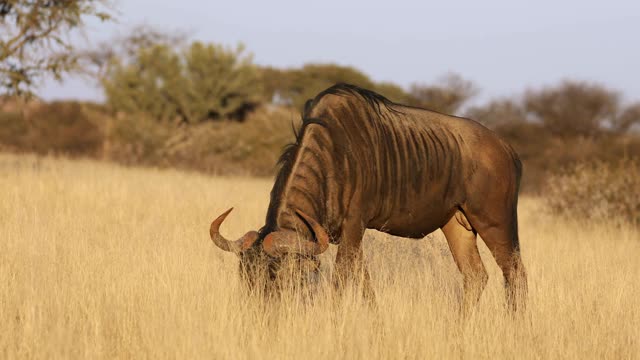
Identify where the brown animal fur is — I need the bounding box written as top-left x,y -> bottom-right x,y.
218,83 -> 528,312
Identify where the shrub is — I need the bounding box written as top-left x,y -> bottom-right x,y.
103,106 -> 298,175
260,63 -> 377,110
0,101 -> 103,156
524,81 -> 619,137
408,73 -> 477,115
466,98 -> 527,129
544,159 -> 640,224
0,110 -> 28,151
102,113 -> 174,165
102,42 -> 262,123
260,63 -> 415,109
163,106 -> 298,175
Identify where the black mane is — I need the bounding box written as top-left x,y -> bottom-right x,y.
258,83 -> 395,239
316,83 -> 398,115
258,116 -> 326,238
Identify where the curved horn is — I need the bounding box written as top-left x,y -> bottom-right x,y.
209,208 -> 259,253
262,209 -> 330,257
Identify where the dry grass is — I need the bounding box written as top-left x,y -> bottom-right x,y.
545,158 -> 640,224
1,153 -> 638,359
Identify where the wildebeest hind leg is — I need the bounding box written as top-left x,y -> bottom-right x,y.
441,211 -> 488,315
467,211 -> 528,312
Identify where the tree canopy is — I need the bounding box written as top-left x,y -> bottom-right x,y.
102,41 -> 262,123
0,0 -> 112,97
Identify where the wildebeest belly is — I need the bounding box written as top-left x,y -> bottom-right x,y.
367,197 -> 457,239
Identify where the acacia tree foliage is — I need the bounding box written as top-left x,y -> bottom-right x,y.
466,98 -> 528,129
102,45 -> 185,123
467,81 -> 640,135
261,64 -> 374,109
408,73 -> 477,114
260,63 -> 412,109
102,41 -> 262,123
613,102 -> 640,133
0,0 -> 111,97
78,24 -> 186,82
182,42 -> 262,121
524,81 -> 620,137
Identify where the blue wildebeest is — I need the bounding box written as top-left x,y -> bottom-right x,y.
210,83 -> 527,312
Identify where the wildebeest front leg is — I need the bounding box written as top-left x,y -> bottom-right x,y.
333,220 -> 375,300
441,211 -> 488,315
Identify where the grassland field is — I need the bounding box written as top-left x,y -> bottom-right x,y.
0,153 -> 638,359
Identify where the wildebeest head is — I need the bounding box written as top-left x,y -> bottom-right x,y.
209,208 -> 329,292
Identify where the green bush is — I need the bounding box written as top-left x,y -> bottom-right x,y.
102,42 -> 262,123
544,159 -> 640,224
260,63 -> 413,109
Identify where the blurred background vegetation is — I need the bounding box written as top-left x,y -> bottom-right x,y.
1,1 -> 639,222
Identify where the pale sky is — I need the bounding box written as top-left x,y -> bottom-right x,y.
40,0 -> 640,104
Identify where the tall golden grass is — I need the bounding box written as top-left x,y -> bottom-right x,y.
1,153 -> 638,359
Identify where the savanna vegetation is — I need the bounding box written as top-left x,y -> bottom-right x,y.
1,24 -> 639,193
1,153 -> 638,359
1,2 -> 640,358
0,0 -> 112,97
